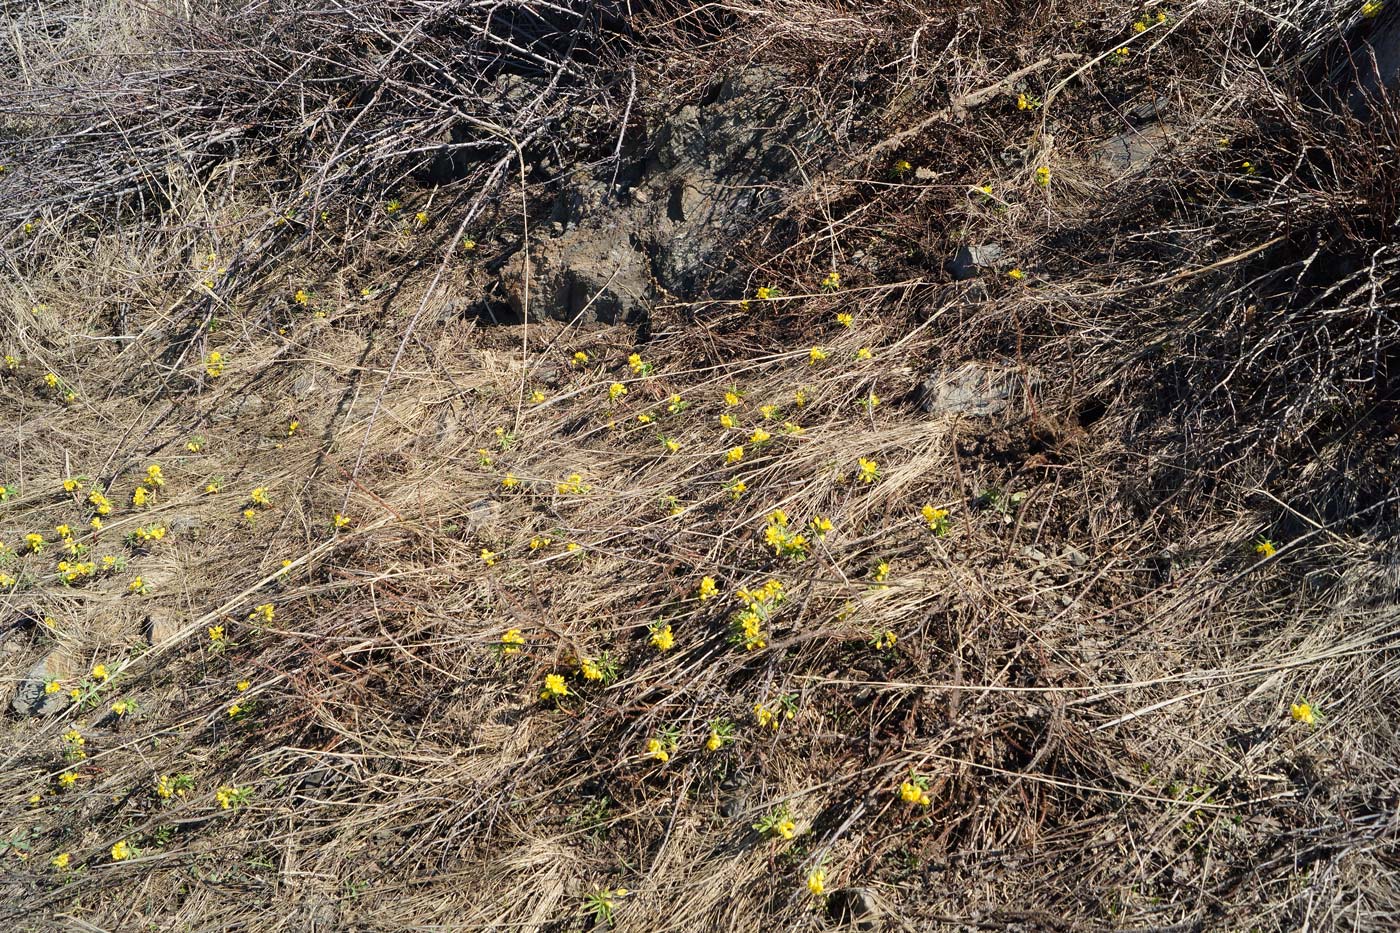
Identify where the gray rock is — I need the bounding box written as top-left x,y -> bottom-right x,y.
918,362 -> 1028,416
827,887 -> 883,931
463,499 -> 503,534
947,242 -> 1004,280
499,230 -> 653,325
213,393 -> 266,424
1022,545 -> 1049,563
1063,545 -> 1089,569
291,374 -> 318,399
494,66 -> 829,322
168,515 -> 202,538
146,610 -> 182,645
11,651 -> 72,717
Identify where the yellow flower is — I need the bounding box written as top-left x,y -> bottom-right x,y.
571,351 -> 589,367
25,533 -> 44,553
500,629 -> 526,655
227,703 -> 242,718
541,673 -> 569,699
809,516 -> 833,538
1291,701 -> 1317,726
718,413 -> 738,430
529,537 -> 552,551
1255,539 -> 1276,558
90,517 -> 103,531
530,389 -> 547,404
697,576 -> 718,600
145,464 -> 164,488
205,351 -> 226,378
208,625 -> 224,642
63,478 -> 82,493
414,210 -> 428,226
91,663 -> 109,681
249,487 -> 271,507
44,372 -> 59,389
333,513 -> 351,528
724,390 -> 742,406
1035,165 -> 1051,188
242,508 -> 256,522
286,420 -> 299,436
893,159 -> 912,175
565,542 -> 581,553
836,312 -> 853,327
237,680 -> 251,691
250,603 -> 275,623
821,271 -> 842,291
807,868 -> 826,896
899,780 -> 932,806
110,840 -> 132,861
874,630 -> 897,650
608,382 -> 627,401
873,560 -> 890,583
663,438 -> 681,454
45,679 -> 62,695
727,480 -> 747,499
55,523 -> 73,539
1007,268 -> 1025,281
293,289 -> 309,305
706,731 -> 724,752
481,548 -> 498,566
51,852 -> 71,870
858,457 -> 879,484
776,818 -> 796,840
462,238 -> 476,251
808,347 -> 828,365
749,427 -> 771,445
111,700 -> 131,716
921,504 -> 950,533
501,474 -> 520,490
132,487 -> 150,508
58,772 -> 79,788
645,738 -> 670,763
1363,0 -> 1384,18
726,446 -> 745,464
628,353 -> 645,373
1133,20 -> 1146,33
205,482 -> 220,494
755,286 -> 777,300
650,624 -> 674,652
580,658 -> 604,681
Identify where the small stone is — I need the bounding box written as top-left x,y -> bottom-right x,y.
918,361 -> 1029,417
168,515 -> 203,538
1063,545 -> 1089,568
464,499 -> 502,534
291,374 -> 318,399
947,242 -> 1004,280
827,887 -> 883,931
146,610 -> 182,646
11,650 -> 73,717
1022,546 -> 1049,563
214,393 -> 266,424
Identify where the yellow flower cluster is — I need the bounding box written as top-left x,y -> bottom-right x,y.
899,779 -> 932,806
541,672 -> 569,700
733,580 -> 784,651
921,504 -> 950,535
501,628 -> 525,655
762,510 -> 808,560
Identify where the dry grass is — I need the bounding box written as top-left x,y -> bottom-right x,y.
3,1 -> 1400,931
